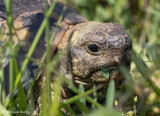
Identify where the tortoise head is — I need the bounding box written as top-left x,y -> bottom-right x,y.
57,22 -> 132,84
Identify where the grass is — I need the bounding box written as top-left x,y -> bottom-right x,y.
0,0 -> 160,116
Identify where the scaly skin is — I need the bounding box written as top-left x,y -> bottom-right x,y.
57,22 -> 132,84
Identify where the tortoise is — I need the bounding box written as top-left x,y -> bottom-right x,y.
0,0 -> 131,103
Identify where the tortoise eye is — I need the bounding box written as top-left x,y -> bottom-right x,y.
86,44 -> 101,55
88,44 -> 99,52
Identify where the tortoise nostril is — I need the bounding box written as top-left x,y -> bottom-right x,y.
122,45 -> 131,51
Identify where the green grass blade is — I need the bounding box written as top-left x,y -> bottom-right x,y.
8,57 -> 14,109
62,105 -> 75,116
91,85 -> 97,109
0,67 -> 5,104
17,82 -> 27,110
60,88 -> 95,107
44,0 -> 51,63
75,100 -> 89,114
50,6 -> 66,43
5,0 -> 14,109
79,83 -> 86,105
106,80 -> 115,108
14,58 -> 27,110
48,78 -> 62,116
0,67 -> 2,99
9,57 -> 13,94
41,0 -> 51,115
4,0 -> 12,41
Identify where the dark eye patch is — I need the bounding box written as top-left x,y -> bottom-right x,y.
88,44 -> 99,53
85,43 -> 102,55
